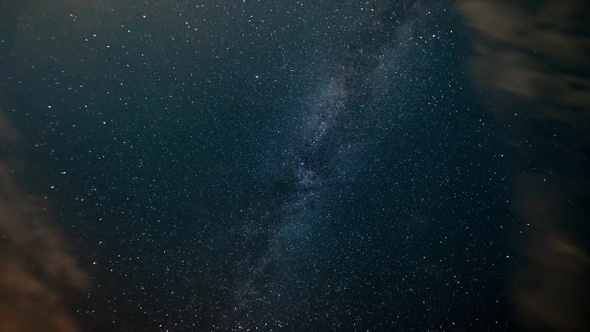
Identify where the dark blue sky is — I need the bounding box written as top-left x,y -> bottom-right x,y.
9,1 -> 589,331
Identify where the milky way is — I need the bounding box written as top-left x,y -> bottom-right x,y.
0,0 -> 524,331
226,4 -> 435,329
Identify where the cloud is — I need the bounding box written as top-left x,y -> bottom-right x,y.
0,109 -> 88,332
458,1 -> 590,331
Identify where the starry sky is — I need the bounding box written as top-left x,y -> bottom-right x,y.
1,1 -> 588,332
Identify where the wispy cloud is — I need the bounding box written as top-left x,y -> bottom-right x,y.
458,1 -> 590,331
0,109 -> 88,332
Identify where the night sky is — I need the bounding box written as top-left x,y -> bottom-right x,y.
1,1 -> 588,332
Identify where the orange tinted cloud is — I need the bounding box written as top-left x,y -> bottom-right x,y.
0,109 -> 88,332
458,1 -> 590,331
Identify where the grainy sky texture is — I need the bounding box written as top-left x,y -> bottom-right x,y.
0,0 -> 588,331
